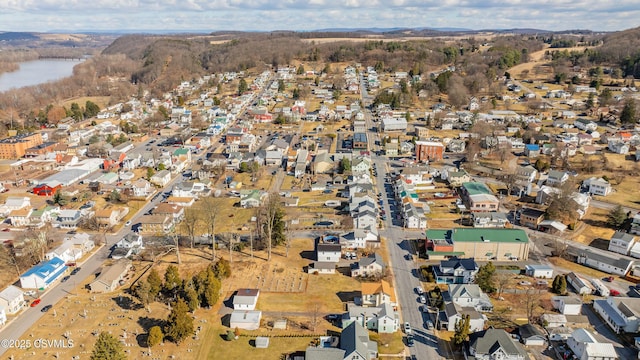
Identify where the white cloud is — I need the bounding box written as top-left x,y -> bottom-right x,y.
0,1 -> 639,32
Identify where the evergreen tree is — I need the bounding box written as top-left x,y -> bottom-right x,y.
620,99 -> 637,124
607,205 -> 627,229
184,287 -> 200,312
90,332 -> 127,360
213,258 -> 231,279
147,326 -> 163,348
238,78 -> 248,95
475,262 -> 496,293
164,265 -> 181,294
133,280 -> 152,306
551,274 -> 567,294
203,272 -> 221,308
85,100 -> 101,118
165,298 -> 194,344
147,269 -> 163,300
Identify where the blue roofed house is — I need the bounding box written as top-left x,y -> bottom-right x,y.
19,257 -> 67,289
433,258 -> 479,284
524,144 -> 540,158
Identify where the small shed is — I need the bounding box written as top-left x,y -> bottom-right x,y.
273,319 -> 287,330
255,337 -> 269,348
230,310 -> 262,330
525,264 -> 554,279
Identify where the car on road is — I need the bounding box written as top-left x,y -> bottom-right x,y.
610,289 -> 620,296
604,276 -> 614,282
418,295 -> 426,304
403,322 -> 412,334
406,334 -> 415,347
30,299 -> 41,307
61,275 -> 70,283
415,286 -> 424,295
41,305 -> 52,312
71,267 -> 81,275
419,305 -> 428,313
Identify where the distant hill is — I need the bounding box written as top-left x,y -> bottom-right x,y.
0,32 -> 39,41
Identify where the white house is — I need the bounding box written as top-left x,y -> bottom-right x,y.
66,232 -> 95,254
583,177 -> 612,196
468,329 -> 528,360
444,302 -> 486,332
552,296 -> 582,315
45,240 -> 83,263
566,328 -> 618,360
593,297 -> 640,334
446,284 -> 493,312
546,170 -> 569,187
342,302 -> 399,333
0,285 -> 24,314
524,264 -> 554,279
19,257 -> 67,289
150,170 -> 172,187
230,310 -> 262,330
340,228 -> 379,249
232,289 -> 260,311
608,231 -> 639,257
316,242 -> 341,263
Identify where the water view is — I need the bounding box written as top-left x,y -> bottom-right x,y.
0,58 -> 84,92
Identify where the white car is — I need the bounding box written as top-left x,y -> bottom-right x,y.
415,286 -> 424,295
125,220 -> 132,226
419,295 -> 426,304
403,322 -> 412,334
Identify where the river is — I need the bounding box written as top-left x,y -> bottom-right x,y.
0,58 -> 84,93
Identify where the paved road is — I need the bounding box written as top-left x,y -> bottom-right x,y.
360,74 -> 445,359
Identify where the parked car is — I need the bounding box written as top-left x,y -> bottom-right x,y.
71,267 -> 81,275
426,320 -> 434,330
604,276 -> 614,282
30,299 -> 41,307
61,275 -> 70,283
406,334 -> 415,347
518,281 -> 532,286
610,289 -> 620,296
415,286 -> 424,295
403,322 -> 412,334
41,305 -> 52,312
419,295 -> 426,304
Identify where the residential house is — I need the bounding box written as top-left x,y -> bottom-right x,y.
340,321 -> 378,360
89,259 -> 132,293
593,296 -> 640,334
460,182 -> 500,213
575,119 -> 598,131
542,313 -> 568,329
546,170 -> 569,187
316,241 -> 341,263
524,144 -> 540,158
0,196 -> 31,217
524,264 -> 554,279
608,231 -> 640,257
608,141 -> 629,155
342,302 -> 399,333
472,212 -> 509,228
19,257 -> 67,289
150,170 -> 172,187
583,177 -> 612,196
52,210 -> 83,229
229,310 -> 262,330
351,253 -> 386,278
443,302 -> 486,332
361,280 -> 396,307
153,203 -> 185,224
138,214 -> 174,235
467,329 -> 528,360
519,324 -> 547,346
445,170 -> 471,187
67,232 -> 95,254
340,228 -> 379,249
415,141 -> 444,162
233,289 -> 260,311
566,328 -> 618,360
0,285 -> 24,314
111,232 -> 144,259
95,207 -> 127,228
45,240 -> 82,263
433,258 -> 479,284
552,296 -> 582,315
516,165 -> 538,183
519,208 -> 546,229
9,207 -> 32,227
445,284 -> 493,312
240,189 -> 266,208
130,179 -> 153,198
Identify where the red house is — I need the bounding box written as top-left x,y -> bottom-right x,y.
33,183 -> 62,196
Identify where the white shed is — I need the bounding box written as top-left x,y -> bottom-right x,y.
552,296 -> 582,315
525,264 -> 554,279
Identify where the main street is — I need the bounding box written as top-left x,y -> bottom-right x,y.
361,74 -> 447,359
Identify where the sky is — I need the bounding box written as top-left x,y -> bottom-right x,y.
1,1 -> 639,33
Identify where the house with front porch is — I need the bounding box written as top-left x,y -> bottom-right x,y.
341,302 -> 399,333
445,284 -> 493,312
361,280 -> 396,307
433,258 -> 479,284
